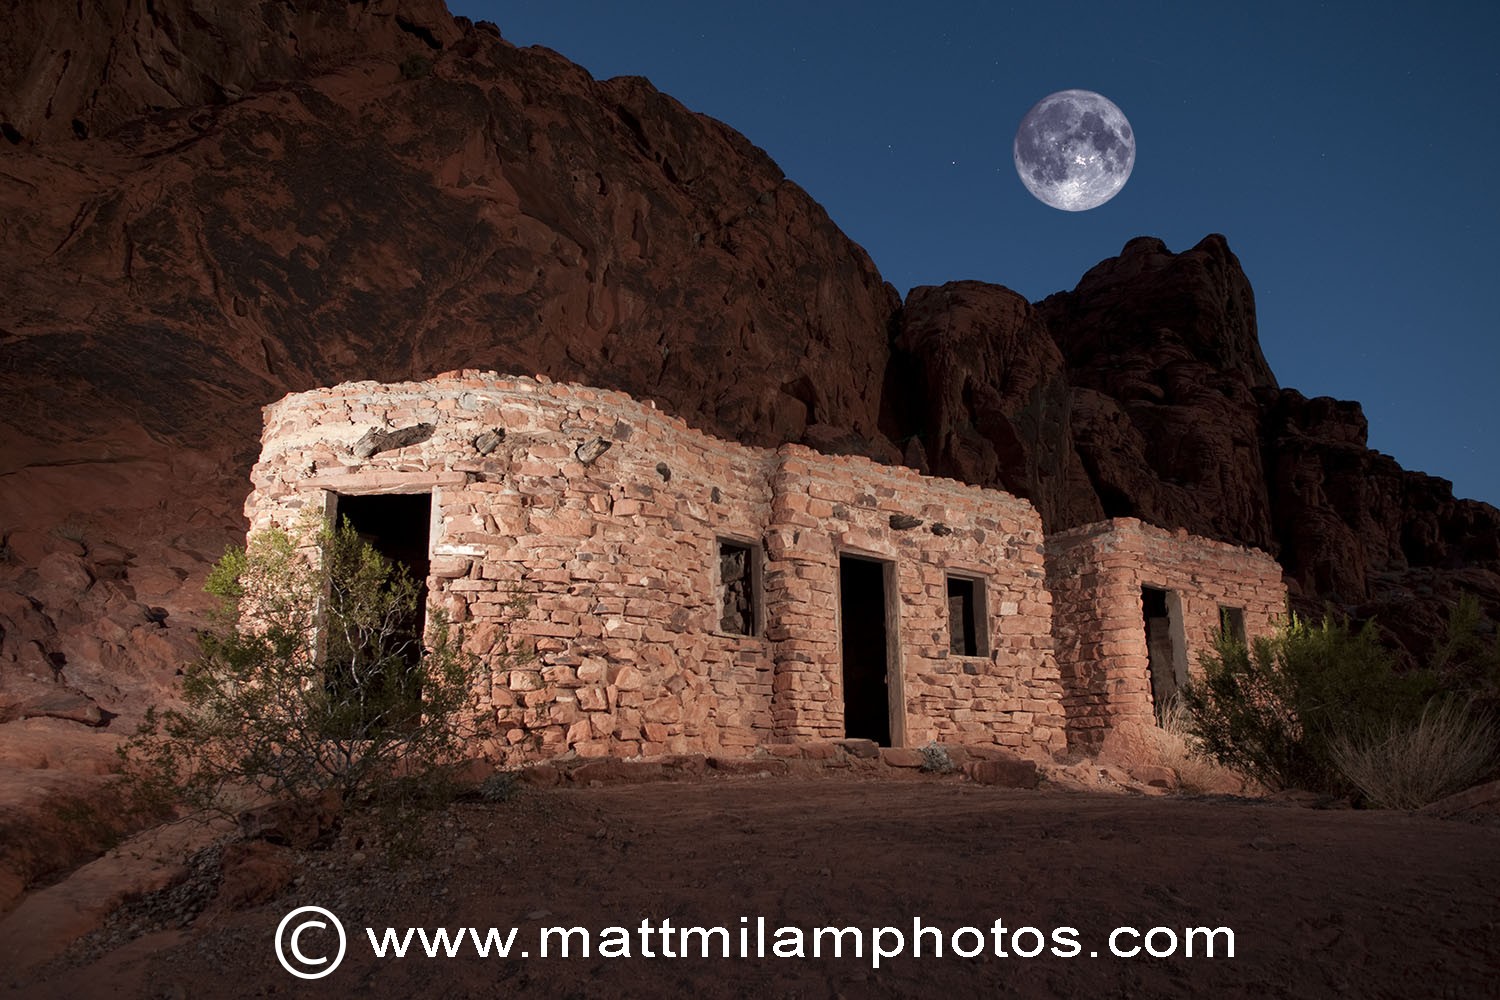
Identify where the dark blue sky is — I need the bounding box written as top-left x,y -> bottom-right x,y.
450,1 -> 1499,507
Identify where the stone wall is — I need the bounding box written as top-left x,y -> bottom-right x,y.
247,371 -> 1069,761
1044,518 -> 1287,750
765,450 -> 1064,752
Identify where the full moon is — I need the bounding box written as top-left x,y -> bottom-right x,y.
1013,90 -> 1135,211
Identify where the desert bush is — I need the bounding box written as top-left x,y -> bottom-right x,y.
1328,698 -> 1498,809
918,741 -> 956,774
1430,593 -> 1500,708
1181,614 -> 1434,794
122,519 -> 491,815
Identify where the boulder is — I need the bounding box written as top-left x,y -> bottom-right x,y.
963,756 -> 1039,789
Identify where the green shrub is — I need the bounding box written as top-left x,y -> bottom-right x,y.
1430,593 -> 1500,707
122,519 -> 491,814
1181,614 -> 1435,794
1328,698 -> 1498,809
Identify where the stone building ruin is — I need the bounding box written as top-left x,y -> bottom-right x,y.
246,371 -> 1286,760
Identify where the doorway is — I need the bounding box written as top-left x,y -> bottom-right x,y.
1140,585 -> 1186,716
330,492 -> 433,732
336,492 -> 432,588
839,555 -> 895,746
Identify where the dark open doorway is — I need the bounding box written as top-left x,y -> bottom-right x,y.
840,555 -> 893,746
1141,585 -> 1184,716
336,492 -> 432,588
331,492 -> 432,733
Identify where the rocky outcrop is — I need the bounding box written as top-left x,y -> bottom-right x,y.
1258,387 -> 1500,649
1040,235 -> 1279,552
889,281 -> 1102,530
901,235 -> 1500,644
887,237 -> 1281,549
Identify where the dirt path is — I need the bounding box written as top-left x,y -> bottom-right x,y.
9,776 -> 1499,998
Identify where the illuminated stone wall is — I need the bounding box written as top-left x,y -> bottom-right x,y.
1044,518 -> 1286,750
247,371 -> 1070,760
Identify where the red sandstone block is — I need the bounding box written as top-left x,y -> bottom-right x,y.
798,741 -> 839,760
963,757 -> 1038,788
707,756 -> 791,776
880,747 -> 925,768
518,762 -> 563,787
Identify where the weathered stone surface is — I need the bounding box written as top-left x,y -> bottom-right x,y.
835,738 -> 881,760
213,841 -> 295,912
238,791 -> 341,849
707,756 -> 791,777
517,762 -> 563,787
0,682 -> 109,728
352,423 -> 435,459
963,757 -> 1039,789
1039,236 -> 1278,548
574,437 -> 613,466
570,759 -> 666,785
1130,764 -> 1179,790
1418,778 -> 1500,821
891,281 -> 1102,530
879,747 -> 925,769
898,237 -> 1277,547
473,429 -> 506,456
0,0 -> 462,144
658,754 -> 708,778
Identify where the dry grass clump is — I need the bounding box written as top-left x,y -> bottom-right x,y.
1147,699 -> 1254,794
1328,699 -> 1498,809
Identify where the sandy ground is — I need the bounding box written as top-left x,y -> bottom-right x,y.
5,775 -> 1498,999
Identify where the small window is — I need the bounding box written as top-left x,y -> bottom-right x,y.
717,539 -> 761,636
946,575 -> 988,656
1218,605 -> 1247,645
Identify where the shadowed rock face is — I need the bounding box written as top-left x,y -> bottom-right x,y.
0,0 -> 464,144
888,281 -> 1103,530
0,0 -> 1496,724
1039,234 -> 1278,550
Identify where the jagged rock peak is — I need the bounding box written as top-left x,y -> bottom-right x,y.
1042,233 -> 1276,390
